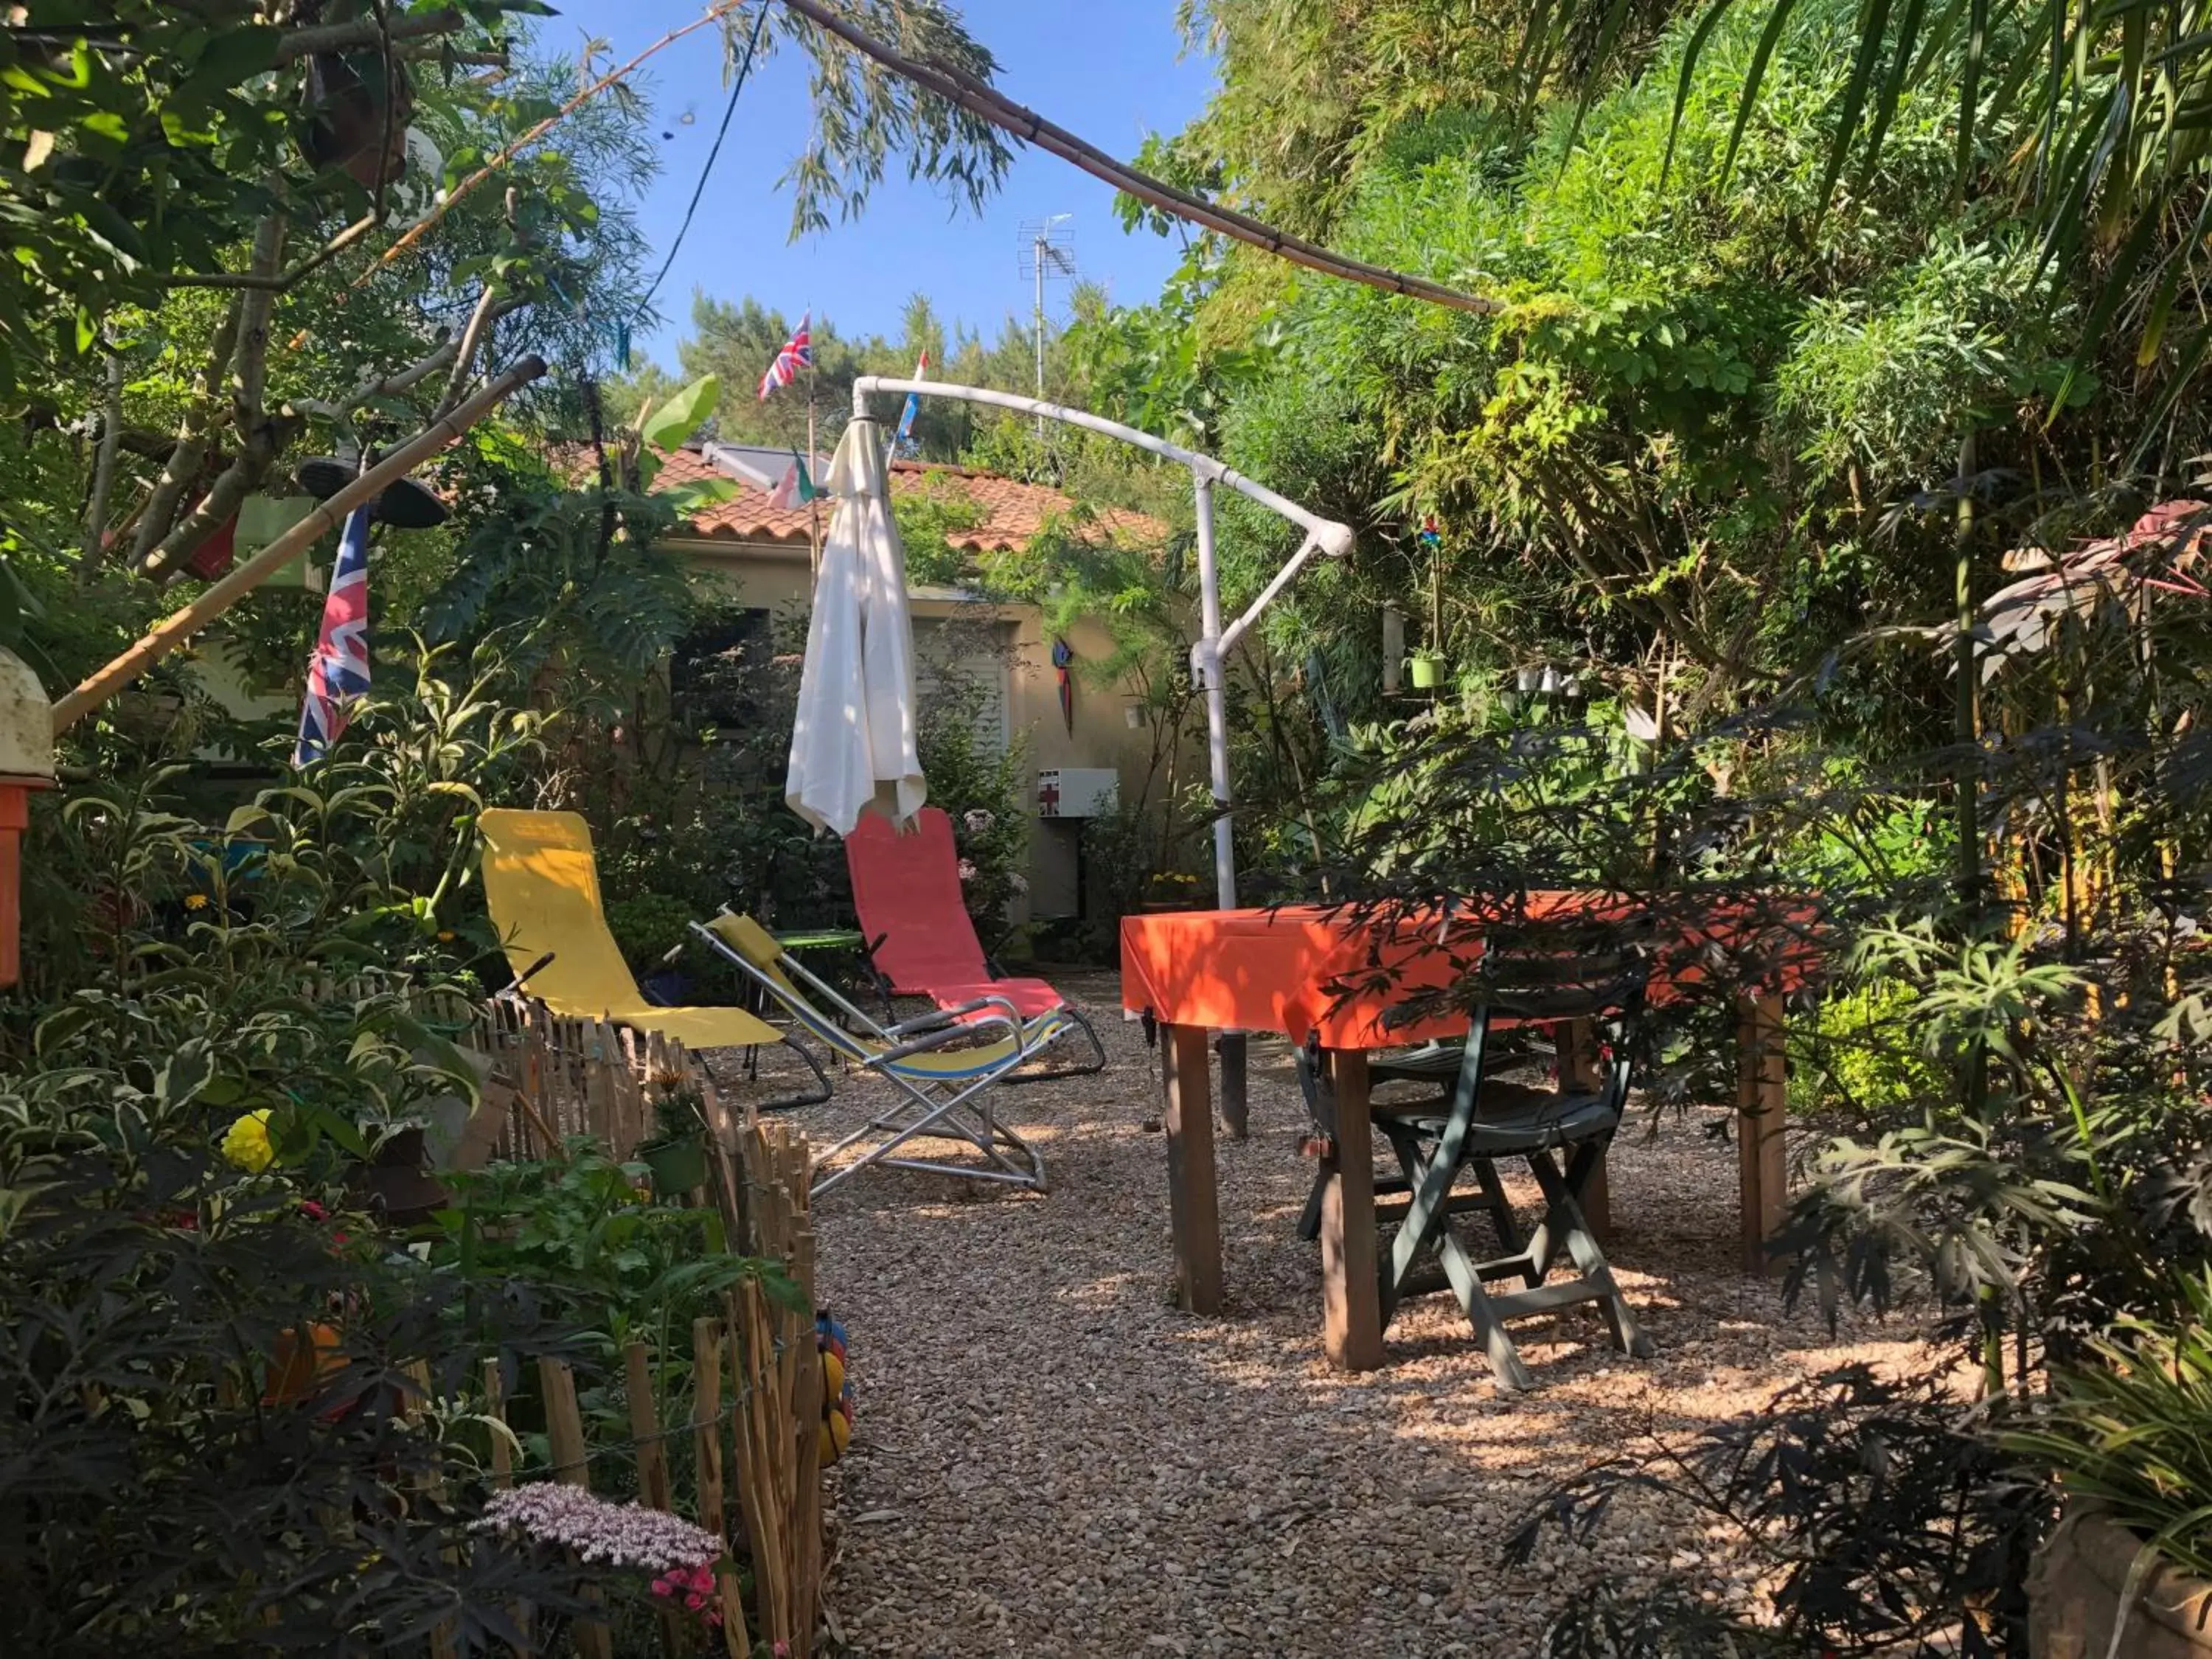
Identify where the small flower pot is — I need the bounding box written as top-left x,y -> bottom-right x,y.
639,1131 -> 710,1199
1408,655 -> 1447,690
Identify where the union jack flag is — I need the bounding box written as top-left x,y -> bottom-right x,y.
293,504 -> 372,767
757,312 -> 813,400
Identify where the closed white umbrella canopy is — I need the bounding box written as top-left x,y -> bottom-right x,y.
785,417 -> 927,836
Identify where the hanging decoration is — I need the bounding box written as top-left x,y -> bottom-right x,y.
1417,514 -> 1443,551
1051,637 -> 1075,736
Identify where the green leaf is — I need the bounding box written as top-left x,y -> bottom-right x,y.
1719,0 -> 1804,187
639,374 -> 720,451
192,25 -> 281,89
1660,0 -> 1742,185
1812,0 -> 1893,229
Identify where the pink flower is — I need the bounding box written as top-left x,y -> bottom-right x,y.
956,859 -> 978,883
299,1200 -> 328,1221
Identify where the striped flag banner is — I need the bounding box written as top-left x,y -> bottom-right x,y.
293,504 -> 373,766
891,349 -> 929,456
757,312 -> 813,400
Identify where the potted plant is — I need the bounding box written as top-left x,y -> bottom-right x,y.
636,1076 -> 711,1200
1408,649 -> 1448,690
2011,1299 -> 2212,1656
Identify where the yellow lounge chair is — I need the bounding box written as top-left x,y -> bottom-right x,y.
478,810 -> 827,1104
692,911 -> 1059,1197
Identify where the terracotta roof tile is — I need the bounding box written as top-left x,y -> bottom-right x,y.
647,446 -> 1167,554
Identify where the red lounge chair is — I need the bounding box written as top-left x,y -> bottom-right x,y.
844,807 -> 1106,1078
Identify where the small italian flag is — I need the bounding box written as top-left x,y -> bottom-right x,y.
767,451 -> 818,511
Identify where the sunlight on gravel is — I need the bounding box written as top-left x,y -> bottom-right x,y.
723,972 -> 1933,1659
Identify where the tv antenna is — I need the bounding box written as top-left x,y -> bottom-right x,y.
1019,215 -> 1078,422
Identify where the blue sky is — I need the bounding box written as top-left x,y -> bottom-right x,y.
543,1 -> 1217,369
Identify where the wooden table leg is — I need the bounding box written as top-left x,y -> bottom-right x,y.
1735,992 -> 1789,1275
1162,1022 -> 1222,1314
1318,1047 -> 1383,1371
1561,1017 -> 1611,1244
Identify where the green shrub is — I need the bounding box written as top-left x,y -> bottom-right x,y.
1787,978 -> 1943,1118
603,888 -> 697,977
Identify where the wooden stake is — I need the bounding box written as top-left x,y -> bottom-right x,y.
404,1361 -> 460,1659
539,1357 -> 613,1659
790,1221 -> 823,1658
693,1318 -> 752,1658
625,1340 -> 688,1653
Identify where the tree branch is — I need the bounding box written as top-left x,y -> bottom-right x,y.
272,7 -> 464,63
78,344 -> 125,579
359,0 -> 754,282
133,210 -> 287,580
128,294 -> 245,568
435,282 -> 509,417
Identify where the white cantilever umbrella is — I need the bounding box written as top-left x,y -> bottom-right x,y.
785,417 -> 927,836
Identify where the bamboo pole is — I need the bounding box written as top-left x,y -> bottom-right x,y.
51,356 -> 549,734
692,1318 -> 753,1658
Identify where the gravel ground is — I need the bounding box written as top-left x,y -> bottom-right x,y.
720,971 -> 1934,1659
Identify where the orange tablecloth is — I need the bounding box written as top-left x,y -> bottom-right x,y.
1120,896 -> 1818,1049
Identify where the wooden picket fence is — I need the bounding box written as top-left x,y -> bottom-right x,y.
461,998 -> 732,1166
456,1118 -> 822,1659
434,996 -> 827,1657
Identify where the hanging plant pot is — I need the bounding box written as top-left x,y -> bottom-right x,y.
639,1131 -> 709,1199
344,1124 -> 448,1225
299,34 -> 416,190
1408,653 -> 1447,691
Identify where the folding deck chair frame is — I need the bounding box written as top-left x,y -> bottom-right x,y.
478,810 -> 830,1111
844,807 -> 1107,1082
689,912 -> 1067,1198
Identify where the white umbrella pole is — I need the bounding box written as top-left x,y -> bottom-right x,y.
1192,473 -> 1250,1136
851,376 -> 1353,1137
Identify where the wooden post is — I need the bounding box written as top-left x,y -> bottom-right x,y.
730,1283 -> 789,1647
1561,1018 -> 1612,1242
790,1220 -> 822,1659
1161,1022 -> 1222,1314
402,1360 -> 460,1659
692,1318 -> 752,1658
624,1340 -> 686,1653
540,1357 -> 613,1659
1735,992 -> 1789,1276
1318,1047 -> 1383,1371
484,1360 -> 512,1488
482,1359 -> 531,1659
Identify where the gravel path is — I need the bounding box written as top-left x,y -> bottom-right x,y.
734,971 -> 1931,1658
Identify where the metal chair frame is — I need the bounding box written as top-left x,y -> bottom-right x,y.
1303,940 -> 1655,1390
689,915 -> 1060,1198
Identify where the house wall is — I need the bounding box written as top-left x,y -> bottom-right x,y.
667,535 -> 1164,923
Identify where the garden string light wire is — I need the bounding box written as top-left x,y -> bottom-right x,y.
620,0 -> 773,369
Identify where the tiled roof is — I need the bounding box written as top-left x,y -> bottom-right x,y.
648,446 -> 1168,554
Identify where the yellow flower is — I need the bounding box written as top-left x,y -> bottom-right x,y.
183,893 -> 209,911
222,1110 -> 274,1173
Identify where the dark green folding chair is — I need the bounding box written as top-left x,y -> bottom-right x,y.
1304,936 -> 1655,1391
